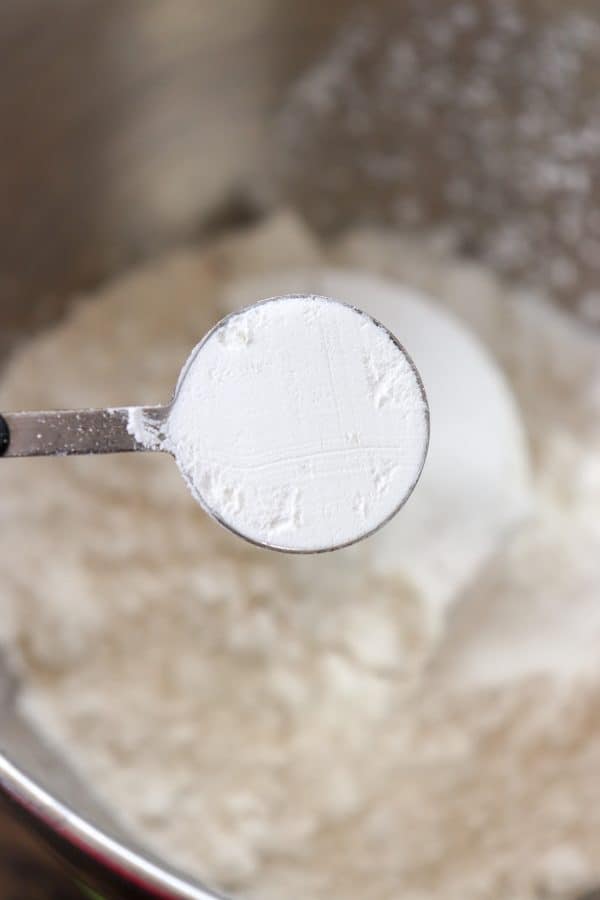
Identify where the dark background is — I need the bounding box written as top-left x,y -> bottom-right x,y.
0,812 -> 82,899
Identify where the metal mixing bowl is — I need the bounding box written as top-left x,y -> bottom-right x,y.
1,1 -> 599,897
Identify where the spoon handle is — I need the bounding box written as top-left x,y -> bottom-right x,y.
0,406 -> 167,458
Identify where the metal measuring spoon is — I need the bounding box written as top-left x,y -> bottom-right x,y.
0,296 -> 429,552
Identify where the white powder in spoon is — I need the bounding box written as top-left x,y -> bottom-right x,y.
163,296 -> 429,552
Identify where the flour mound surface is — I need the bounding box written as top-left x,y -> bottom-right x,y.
1,214 -> 599,900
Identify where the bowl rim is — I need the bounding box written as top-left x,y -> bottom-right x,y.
0,751 -> 225,899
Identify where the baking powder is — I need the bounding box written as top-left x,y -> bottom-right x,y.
163,296 -> 429,552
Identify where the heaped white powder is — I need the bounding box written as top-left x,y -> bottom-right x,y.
1,213 -> 600,900
163,295 -> 429,552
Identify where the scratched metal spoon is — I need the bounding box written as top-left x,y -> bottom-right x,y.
0,295 -> 429,552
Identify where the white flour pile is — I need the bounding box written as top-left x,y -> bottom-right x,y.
2,213 -> 600,900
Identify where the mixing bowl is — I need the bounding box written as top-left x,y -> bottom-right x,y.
1,1 -> 599,897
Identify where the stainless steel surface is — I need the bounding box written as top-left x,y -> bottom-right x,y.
1,407 -> 164,457
0,755 -> 224,900
0,0 -> 353,358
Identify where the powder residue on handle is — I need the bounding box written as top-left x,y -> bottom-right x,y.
164,296 -> 429,552
126,406 -> 162,449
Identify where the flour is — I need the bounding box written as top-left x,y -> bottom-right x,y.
161,295 -> 429,552
1,213 -> 600,900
